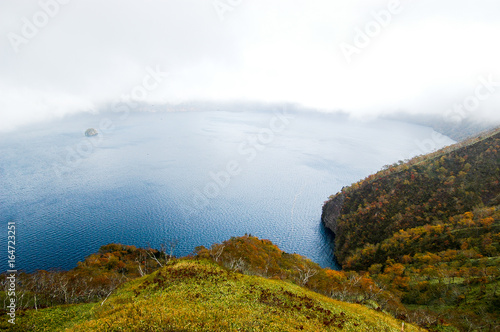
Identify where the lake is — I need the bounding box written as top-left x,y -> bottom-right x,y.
0,108 -> 455,272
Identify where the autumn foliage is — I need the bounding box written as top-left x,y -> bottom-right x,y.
0,244 -> 169,310
323,127 -> 500,331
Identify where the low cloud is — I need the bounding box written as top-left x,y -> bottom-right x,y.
1,0 -> 499,132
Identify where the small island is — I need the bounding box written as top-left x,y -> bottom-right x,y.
85,128 -> 98,137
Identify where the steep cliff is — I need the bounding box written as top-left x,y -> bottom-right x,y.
321,193 -> 344,235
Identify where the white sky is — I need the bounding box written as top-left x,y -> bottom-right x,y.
1,0 -> 500,131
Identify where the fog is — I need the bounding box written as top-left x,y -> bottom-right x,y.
1,0 -> 500,132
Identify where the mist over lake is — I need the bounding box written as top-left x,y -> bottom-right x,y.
0,109 -> 455,272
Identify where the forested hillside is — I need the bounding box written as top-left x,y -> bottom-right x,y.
322,127 -> 500,330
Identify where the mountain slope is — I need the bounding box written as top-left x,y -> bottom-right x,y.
5,260 -> 423,332
321,127 -> 500,330
323,127 -> 500,265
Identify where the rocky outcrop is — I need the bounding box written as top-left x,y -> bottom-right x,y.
321,193 -> 345,235
85,128 -> 98,137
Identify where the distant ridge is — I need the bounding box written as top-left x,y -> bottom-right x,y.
381,112 -> 500,141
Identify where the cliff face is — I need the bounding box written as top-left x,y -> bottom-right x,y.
321,193 -> 345,235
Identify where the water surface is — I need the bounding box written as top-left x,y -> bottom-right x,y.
0,110 -> 455,272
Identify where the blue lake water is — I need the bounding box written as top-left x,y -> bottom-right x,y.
0,109 -> 455,272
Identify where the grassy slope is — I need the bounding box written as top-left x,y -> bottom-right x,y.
4,260 -> 423,332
